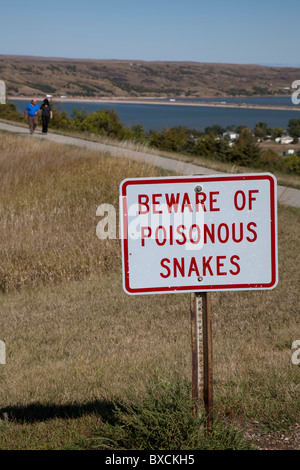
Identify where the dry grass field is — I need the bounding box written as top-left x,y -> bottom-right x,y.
0,132 -> 299,450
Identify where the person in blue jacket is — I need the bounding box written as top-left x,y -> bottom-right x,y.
24,99 -> 40,134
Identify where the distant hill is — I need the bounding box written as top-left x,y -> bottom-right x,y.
0,54 -> 298,98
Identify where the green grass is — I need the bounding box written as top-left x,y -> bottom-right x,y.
87,377 -> 254,450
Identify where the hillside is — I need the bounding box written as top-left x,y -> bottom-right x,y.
0,132 -> 299,450
0,54 -> 298,98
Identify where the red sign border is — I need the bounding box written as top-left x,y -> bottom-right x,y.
120,173 -> 277,295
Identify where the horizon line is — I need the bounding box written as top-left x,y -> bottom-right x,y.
1,53 -> 299,69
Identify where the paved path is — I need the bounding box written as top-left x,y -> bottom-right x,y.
1,120 -> 300,208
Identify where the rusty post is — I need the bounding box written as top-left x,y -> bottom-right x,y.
190,292 -> 203,406
190,292 -> 213,430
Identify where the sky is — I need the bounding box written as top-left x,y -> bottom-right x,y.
1,0 -> 299,67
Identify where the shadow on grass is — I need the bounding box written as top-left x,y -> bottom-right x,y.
0,379 -> 255,450
0,400 -> 118,424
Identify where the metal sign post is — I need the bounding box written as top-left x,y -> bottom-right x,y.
191,292 -> 213,430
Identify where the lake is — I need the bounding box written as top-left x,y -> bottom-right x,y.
10,96 -> 300,132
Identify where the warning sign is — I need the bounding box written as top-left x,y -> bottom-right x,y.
120,173 -> 278,295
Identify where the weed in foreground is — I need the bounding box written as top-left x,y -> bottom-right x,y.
88,377 -> 254,450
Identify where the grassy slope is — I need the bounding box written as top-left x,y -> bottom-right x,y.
0,132 -> 299,449
1,117 -> 300,190
1,55 -> 298,97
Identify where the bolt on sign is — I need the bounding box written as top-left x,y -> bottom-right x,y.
120,173 -> 278,295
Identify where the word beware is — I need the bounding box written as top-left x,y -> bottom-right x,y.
138,189 -> 259,214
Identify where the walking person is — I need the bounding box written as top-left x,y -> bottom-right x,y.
24,99 -> 40,134
40,98 -> 53,134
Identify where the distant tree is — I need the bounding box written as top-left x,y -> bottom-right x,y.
71,107 -> 88,125
164,126 -> 191,152
0,102 -> 23,122
260,149 -> 281,170
204,124 -> 225,136
269,127 -> 284,140
192,132 -> 232,163
235,125 -> 248,134
281,153 -> 300,175
254,121 -> 268,139
131,124 -> 146,143
148,129 -> 162,149
149,126 -> 191,152
231,127 -> 261,166
194,135 -> 216,156
70,108 -> 126,138
287,118 -> 300,142
47,102 -> 70,130
226,125 -> 237,132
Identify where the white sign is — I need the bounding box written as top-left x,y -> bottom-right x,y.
120,173 -> 278,295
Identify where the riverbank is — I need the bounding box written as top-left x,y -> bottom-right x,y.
8,95 -> 300,112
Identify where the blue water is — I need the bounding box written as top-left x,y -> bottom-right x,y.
10,97 -> 300,132
162,96 -> 295,106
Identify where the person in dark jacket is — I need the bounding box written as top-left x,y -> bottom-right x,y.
40,98 -> 53,134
